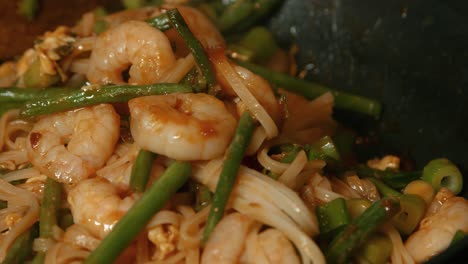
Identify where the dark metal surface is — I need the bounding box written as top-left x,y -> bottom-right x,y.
269,0 -> 468,262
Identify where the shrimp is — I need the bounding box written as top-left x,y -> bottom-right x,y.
68,177 -> 138,239
257,229 -> 301,264
129,93 -> 237,161
201,213 -> 253,264
86,20 -> 176,85
405,196 -> 468,263
26,104 -> 120,184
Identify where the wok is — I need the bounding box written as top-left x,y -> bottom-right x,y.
1,0 -> 467,262
268,0 -> 468,262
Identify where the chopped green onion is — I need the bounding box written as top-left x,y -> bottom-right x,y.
354,233 -> 393,264
316,198 -> 351,234
422,158 -> 463,195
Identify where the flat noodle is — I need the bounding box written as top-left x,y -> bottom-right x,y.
0,110 -> 20,151
1,167 -> 42,182
245,126 -> 267,156
158,54 -> 196,83
382,224 -> 415,264
257,146 -> 289,174
278,150 -> 308,189
0,179 -> 40,262
193,159 -> 324,264
213,56 -> 278,138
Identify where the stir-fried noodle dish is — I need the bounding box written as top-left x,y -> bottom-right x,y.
0,2 -> 467,264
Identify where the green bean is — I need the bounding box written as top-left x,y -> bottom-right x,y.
316,198 -> 351,234
167,9 -> 217,94
20,83 -> 192,117
2,224 -> 39,264
32,178 -> 62,264
17,0 -> 39,21
325,197 -> 400,264
39,178 -> 62,237
129,150 -> 157,192
354,233 -> 393,264
84,161 -> 191,264
356,165 -> 421,189
422,158 -> 463,195
0,88 -> 44,103
0,200 -> 6,209
235,60 -> 382,119
202,111 -> 255,245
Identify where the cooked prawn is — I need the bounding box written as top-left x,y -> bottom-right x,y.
26,104 -> 120,184
257,229 -> 301,264
201,212 -> 253,264
68,177 -> 138,239
129,93 -> 237,160
86,20 -> 176,85
405,196 -> 468,263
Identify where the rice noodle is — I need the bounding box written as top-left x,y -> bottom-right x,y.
212,55 -> 278,138
193,159 -> 324,264
245,126 -> 267,156
278,150 -> 308,189
158,54 -> 195,83
257,145 -> 289,174
0,179 -> 40,262
69,59 -> 90,75
382,224 -> 415,264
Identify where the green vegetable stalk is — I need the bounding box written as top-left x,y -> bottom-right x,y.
325,197 -> 400,264
84,161 -> 191,264
202,111 -> 255,244
422,158 -> 463,195
235,60 -> 382,119
129,150 -> 158,192
20,83 -> 192,117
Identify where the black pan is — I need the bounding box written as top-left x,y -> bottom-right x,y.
268,0 -> 468,262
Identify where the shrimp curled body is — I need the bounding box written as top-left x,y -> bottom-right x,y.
27,104 -> 120,184
129,93 -> 237,161
87,20 -> 176,85
405,196 -> 468,263
68,177 -> 137,239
